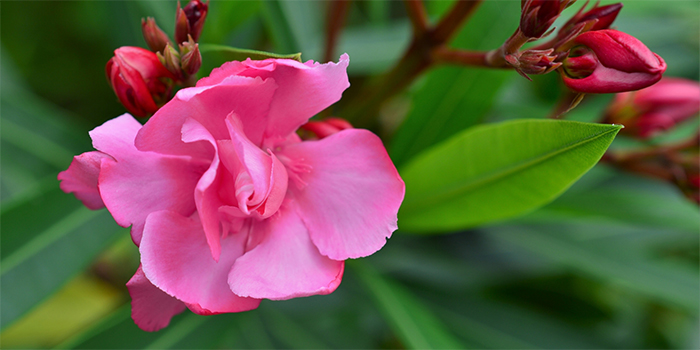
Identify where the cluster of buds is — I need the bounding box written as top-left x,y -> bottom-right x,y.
299,118 -> 354,139
107,0 -> 208,117
605,133 -> 700,204
490,0 -> 666,94
603,77 -> 700,138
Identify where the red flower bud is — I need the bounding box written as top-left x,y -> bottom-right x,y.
300,118 -> 353,139
520,0 -> 572,38
179,37 -> 202,76
561,2 -> 622,36
604,77 -> 700,138
175,0 -> 208,44
141,17 -> 172,53
106,47 -> 174,117
561,29 -> 666,93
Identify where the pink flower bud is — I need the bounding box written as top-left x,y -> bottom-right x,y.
106,47 -> 174,117
141,17 -> 172,53
175,0 -> 208,44
561,29 -> 666,93
604,77 -> 700,138
300,118 -> 354,139
520,0 -> 572,38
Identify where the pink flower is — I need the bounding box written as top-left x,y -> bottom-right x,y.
604,77 -> 700,138
561,29 -> 666,93
58,54 -> 405,331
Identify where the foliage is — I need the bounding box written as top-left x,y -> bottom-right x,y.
1,0 -> 698,348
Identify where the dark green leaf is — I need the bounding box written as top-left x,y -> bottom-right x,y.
399,120 -> 622,233
1,195 -> 124,329
351,260 -> 466,349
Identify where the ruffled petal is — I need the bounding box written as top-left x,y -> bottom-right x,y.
228,203 -> 344,300
218,113 -> 288,218
281,129 -> 405,260
181,118 -> 225,261
140,210 -> 261,314
198,54 -> 350,144
57,151 -> 111,210
94,114 -> 207,245
135,76 -> 277,157
126,266 -> 186,332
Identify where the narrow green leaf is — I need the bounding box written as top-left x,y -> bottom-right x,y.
490,224 -> 700,312
399,119 -> 622,233
260,305 -> 329,349
200,43 -> 302,62
260,0 -> 301,54
0,202 -> 124,329
351,260 -> 466,349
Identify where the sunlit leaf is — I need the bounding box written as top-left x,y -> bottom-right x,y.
399,120 -> 622,233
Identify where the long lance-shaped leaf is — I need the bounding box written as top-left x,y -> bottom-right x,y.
399,119 -> 622,233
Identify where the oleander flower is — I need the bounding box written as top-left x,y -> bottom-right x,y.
561,29 -> 666,93
58,54 -> 405,331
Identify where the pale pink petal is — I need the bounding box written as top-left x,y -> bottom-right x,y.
281,129 -> 405,260
228,203 -> 344,300
135,76 -> 277,157
140,210 -> 261,314
199,54 -> 350,144
92,114 -> 207,246
57,151 -> 111,210
126,266 -> 186,332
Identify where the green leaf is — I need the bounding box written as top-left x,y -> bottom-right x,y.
199,44 -> 302,77
489,224 -> 700,312
389,1 -> 520,165
398,119 -> 622,233
351,260 -> 466,349
0,188 -> 124,329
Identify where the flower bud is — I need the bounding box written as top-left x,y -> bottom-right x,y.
561,29 -> 666,94
141,17 -> 172,53
300,118 -> 353,139
604,77 -> 700,138
511,49 -> 562,77
520,0 -> 573,38
561,2 -> 622,36
175,0 -> 208,44
106,47 -> 174,117
179,36 -> 202,76
157,43 -> 182,79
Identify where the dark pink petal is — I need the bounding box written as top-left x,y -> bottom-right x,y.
280,129 -> 405,260
93,114 -> 206,245
228,203 -> 344,300
198,54 -> 350,144
58,151 -> 111,210
126,266 -> 186,332
135,76 -> 277,158
140,210 -> 261,314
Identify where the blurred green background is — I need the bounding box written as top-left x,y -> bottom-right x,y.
1,1 -> 698,348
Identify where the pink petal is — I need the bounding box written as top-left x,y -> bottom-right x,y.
218,113 -> 288,218
181,118 -> 225,261
93,114 -> 207,245
198,54 -> 351,144
126,266 -> 187,332
140,210 -> 261,314
228,203 -> 344,300
281,129 -> 405,260
135,76 -> 277,158
57,151 -> 111,210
